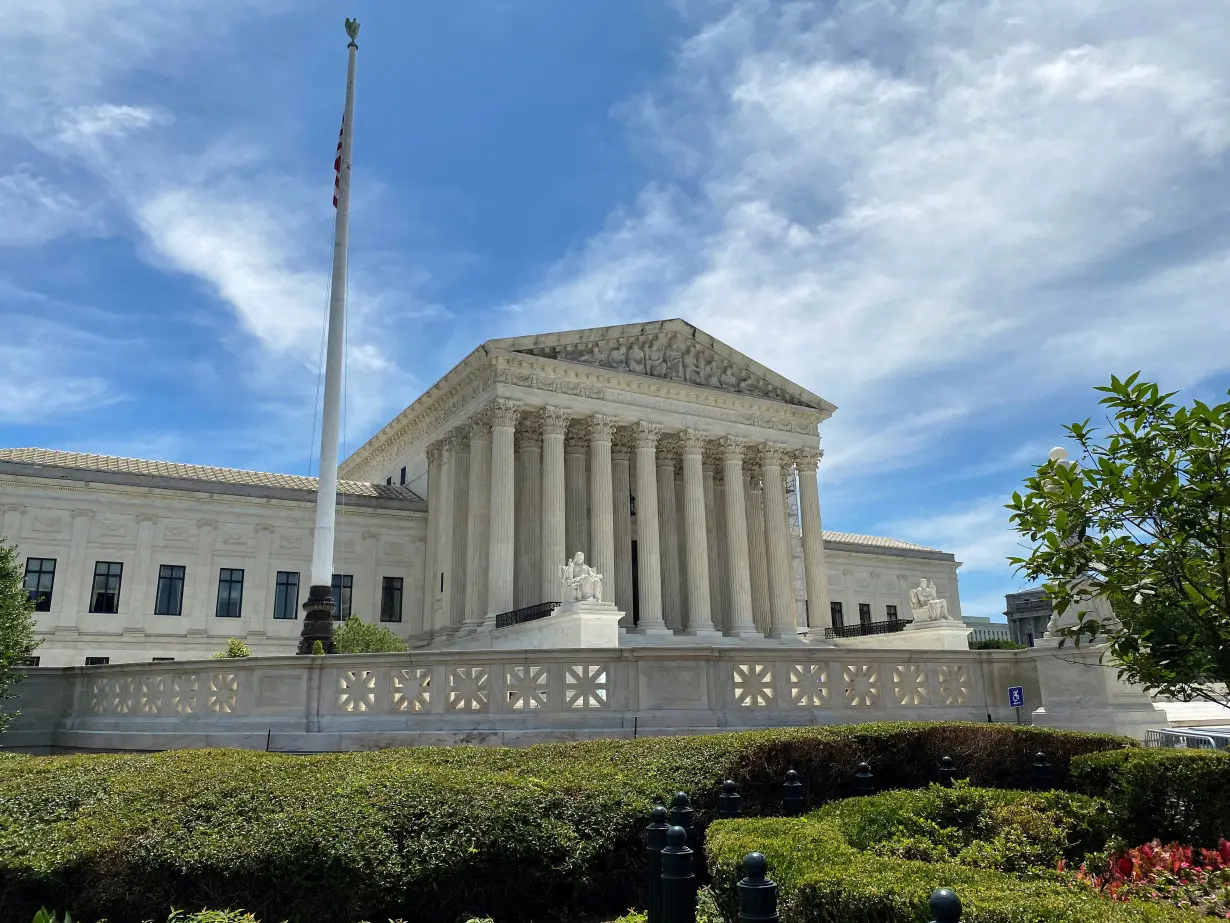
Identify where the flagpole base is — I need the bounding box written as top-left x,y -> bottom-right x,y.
297,585 -> 336,654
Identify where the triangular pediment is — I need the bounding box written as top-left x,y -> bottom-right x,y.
486,319 -> 833,413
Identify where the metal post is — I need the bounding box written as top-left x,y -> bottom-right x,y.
854,761 -> 876,796
718,780 -> 742,819
938,756 -> 957,787
646,804 -> 670,923
669,791 -> 695,847
660,826 -> 696,923
929,888 -> 962,923
738,852 -> 779,923
782,769 -> 804,815
1031,751 -> 1052,790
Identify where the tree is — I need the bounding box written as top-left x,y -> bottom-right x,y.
332,616 -> 408,654
1007,373 -> 1230,707
212,638 -> 252,659
0,537 -> 41,733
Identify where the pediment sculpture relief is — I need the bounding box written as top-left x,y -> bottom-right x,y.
516,332 -> 807,407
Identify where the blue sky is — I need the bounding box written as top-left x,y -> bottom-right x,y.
3,0 -> 1230,621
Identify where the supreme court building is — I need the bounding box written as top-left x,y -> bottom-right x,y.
1,319 -> 964,666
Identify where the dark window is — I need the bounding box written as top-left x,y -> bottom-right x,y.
274,571 -> 300,620
216,568 -> 244,618
89,562 -> 123,614
386,476 -> 393,485
331,573 -> 353,620
24,557 -> 56,612
85,656 -> 110,666
886,604 -> 899,622
858,603 -> 872,626
152,657 -> 175,662
1026,632 -> 1034,647
154,564 -> 186,616
400,466 -> 407,485
830,601 -> 844,627
380,576 -> 403,622
22,656 -> 40,667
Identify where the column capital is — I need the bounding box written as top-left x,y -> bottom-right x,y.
426,439 -> 445,467
564,421 -> 589,455
487,398 -> 522,429
451,426 -> 471,451
701,455 -> 718,477
656,436 -> 681,467
719,435 -> 748,464
678,428 -> 709,456
468,410 -> 493,442
611,429 -> 635,461
633,421 -> 662,449
136,513 -> 159,525
516,413 -> 544,448
758,443 -> 790,469
540,405 -> 571,436
794,447 -> 824,472
586,414 -> 616,443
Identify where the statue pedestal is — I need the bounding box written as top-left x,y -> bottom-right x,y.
1031,639 -> 1169,740
438,600 -> 626,651
832,618 -> 970,651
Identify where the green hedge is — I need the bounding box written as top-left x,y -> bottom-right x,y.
0,723 -> 1128,923
705,792 -> 1206,923
1070,748 -> 1230,848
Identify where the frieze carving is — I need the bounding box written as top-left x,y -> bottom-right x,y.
515,331 -> 809,407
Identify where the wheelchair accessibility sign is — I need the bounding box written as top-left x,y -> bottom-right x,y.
1008,686 -> 1025,709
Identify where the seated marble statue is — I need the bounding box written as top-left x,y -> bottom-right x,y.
559,551 -> 604,603
909,578 -> 951,621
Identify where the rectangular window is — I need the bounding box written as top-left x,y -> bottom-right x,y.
274,571 -> 300,620
154,564 -> 186,616
22,656 -> 40,667
152,657 -> 175,662
830,601 -> 844,627
386,476 -> 393,485
216,568 -> 245,618
381,576 -> 403,623
400,466 -> 407,485
85,656 -> 110,666
89,561 -> 123,614
886,604 -> 899,622
858,603 -> 872,626
24,557 -> 56,612
331,573 -> 353,620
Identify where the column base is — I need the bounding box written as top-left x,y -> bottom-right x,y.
629,622 -> 674,637
723,627 -> 765,641
682,627 -> 724,639
297,584 -> 336,654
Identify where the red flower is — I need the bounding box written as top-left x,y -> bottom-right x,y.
1118,856 -> 1135,878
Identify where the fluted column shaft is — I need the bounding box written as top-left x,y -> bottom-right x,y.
588,415 -> 616,593
514,420 -> 542,609
796,448 -> 832,631
434,437 -> 456,634
540,408 -> 569,602
713,474 -> 730,630
611,432 -> 634,627
633,423 -> 667,631
760,445 -> 796,639
674,466 -> 688,629
701,458 -> 720,630
462,415 -> 492,633
449,431 -> 470,634
564,424 -> 588,559
485,400 -> 521,623
680,430 -> 718,635
746,469 -> 771,635
657,440 -> 683,631
721,439 -> 757,636
421,443 -> 442,634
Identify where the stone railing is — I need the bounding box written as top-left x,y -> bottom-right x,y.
3,647 -> 1036,753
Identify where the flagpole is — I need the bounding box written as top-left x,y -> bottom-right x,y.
300,18 -> 360,655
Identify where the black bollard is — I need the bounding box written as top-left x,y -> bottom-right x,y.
661,825 -> 696,923
718,780 -> 742,819
646,804 -> 671,923
938,756 -> 957,787
1031,751 -> 1052,789
929,888 -> 962,923
854,761 -> 876,796
737,852 -> 779,923
782,769 -> 805,816
670,791 -> 695,847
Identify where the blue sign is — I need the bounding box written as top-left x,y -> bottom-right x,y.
1008,686 -> 1025,709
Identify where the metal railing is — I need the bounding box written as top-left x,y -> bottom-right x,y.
495,601 -> 560,630
824,618 -> 913,640
1144,728 -> 1226,750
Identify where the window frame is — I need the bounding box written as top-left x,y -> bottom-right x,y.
380,576 -> 403,623
89,561 -> 124,614
215,567 -> 245,619
23,557 -> 56,612
830,600 -> 844,627
153,564 -> 186,616
399,466 -> 407,485
273,571 -> 300,620
858,602 -> 872,626
886,604 -> 899,622
331,573 -> 353,620
84,656 -> 110,666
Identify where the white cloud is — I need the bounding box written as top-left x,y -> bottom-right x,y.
880,497 -> 1028,576
0,318 -> 119,422
0,167 -> 98,245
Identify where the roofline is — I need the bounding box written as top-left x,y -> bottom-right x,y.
822,539 -> 958,564
0,461 -> 427,513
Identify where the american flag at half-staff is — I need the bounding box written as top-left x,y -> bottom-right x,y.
333,118 -> 344,207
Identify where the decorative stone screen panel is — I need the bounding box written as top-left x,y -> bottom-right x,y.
392,668 -> 432,713
842,664 -> 880,707
448,666 -> 489,712
733,663 -> 774,707
507,665 -> 549,710
789,663 -> 829,707
338,670 -> 377,713
564,665 -> 609,709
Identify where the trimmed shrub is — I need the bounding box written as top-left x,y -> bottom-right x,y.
1070,748 -> 1230,848
332,616 -> 409,654
211,639 -> 251,659
970,639 -> 1026,650
0,723 -> 1128,923
706,796 -> 1207,923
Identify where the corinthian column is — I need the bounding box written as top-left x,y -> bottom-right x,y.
540,407 -> 569,602
448,428 -> 470,635
514,416 -> 542,608
760,444 -> 796,639
795,447 -> 832,631
680,430 -> 718,636
461,412 -> 492,634
611,429 -> 634,627
702,454 -> 723,631
721,438 -> 758,638
745,460 -> 771,635
587,414 -> 616,597
634,423 -> 669,633
485,399 -> 521,624
421,441 -> 442,633
656,437 -> 683,632
434,434 -> 456,635
564,422 -> 589,560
